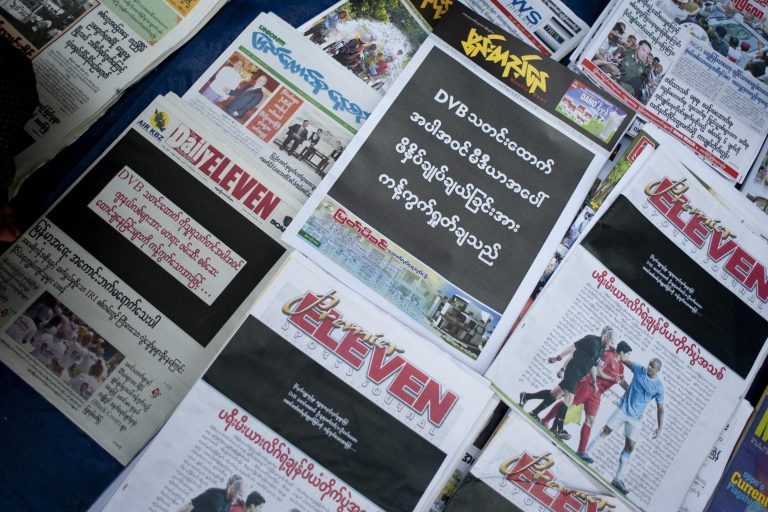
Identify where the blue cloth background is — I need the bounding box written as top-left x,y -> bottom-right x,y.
4,1 -> 762,510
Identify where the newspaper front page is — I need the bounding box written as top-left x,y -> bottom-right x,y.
486,133 -> 768,510
4,0 -> 224,186
183,12 -> 380,204
458,0 -> 589,60
444,410 -> 632,512
298,0 -> 430,95
100,252 -> 498,512
0,94 -> 297,464
284,3 -> 633,373
573,0 -> 768,183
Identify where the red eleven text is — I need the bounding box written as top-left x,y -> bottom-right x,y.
282,291 -> 459,426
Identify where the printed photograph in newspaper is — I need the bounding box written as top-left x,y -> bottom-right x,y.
300,0 -> 430,94
0,0 -> 97,53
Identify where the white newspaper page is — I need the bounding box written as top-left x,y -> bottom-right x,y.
183,12 -> 380,204
4,0 -> 224,185
574,0 -> 768,183
283,4 -> 633,373
678,399 -> 753,512
444,410 -> 631,512
299,0 -> 430,95
100,252 -> 498,512
486,137 -> 768,510
459,0 -> 589,60
0,95 -> 291,464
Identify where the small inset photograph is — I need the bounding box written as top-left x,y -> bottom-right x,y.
556,80 -> 628,143
0,0 -> 97,50
6,292 -> 125,400
198,52 -> 279,124
270,113 -> 348,178
589,20 -> 672,103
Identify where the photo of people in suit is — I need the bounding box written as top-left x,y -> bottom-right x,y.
273,112 -> 348,178
198,52 -> 279,125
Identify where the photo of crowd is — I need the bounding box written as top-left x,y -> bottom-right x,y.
273,115 -> 346,178
199,53 -> 279,124
302,0 -> 428,93
669,0 -> 768,83
0,0 -> 97,49
590,21 -> 670,103
5,292 -> 125,401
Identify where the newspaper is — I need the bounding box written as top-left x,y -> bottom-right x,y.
572,0 -> 768,183
0,93 -> 298,464
444,410 -> 631,512
283,3 -> 633,373
678,399 -> 753,512
298,0 -> 430,95
458,0 -> 590,60
486,129 -> 768,510
429,402 -> 508,512
183,12 -> 380,204
707,388 -> 768,511
4,0 -> 225,188
741,138 -> 768,216
99,252 -> 499,512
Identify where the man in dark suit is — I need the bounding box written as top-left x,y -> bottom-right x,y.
300,128 -> 323,159
224,75 -> 268,120
280,120 -> 310,155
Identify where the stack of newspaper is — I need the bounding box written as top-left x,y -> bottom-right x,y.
1,1 -> 768,512
487,124 -> 768,510
2,0 -> 228,189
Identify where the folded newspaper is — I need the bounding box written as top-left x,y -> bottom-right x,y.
283,2 -> 633,373
299,0 -> 589,96
0,93 -> 301,464
571,0 -> 768,183
444,410 -> 631,512
182,12 -> 380,204
3,0 -> 226,188
486,125 -> 768,510
99,252 -> 499,512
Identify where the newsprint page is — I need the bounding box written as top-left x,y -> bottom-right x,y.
100,253 -> 498,512
444,410 -> 632,512
572,0 -> 768,183
0,94 -> 299,464
3,0 -> 224,184
284,3 -> 633,373
183,12 -> 380,204
486,132 -> 768,510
